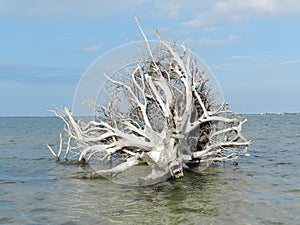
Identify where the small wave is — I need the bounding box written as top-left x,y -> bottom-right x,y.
288,189 -> 300,193
0,216 -> 19,223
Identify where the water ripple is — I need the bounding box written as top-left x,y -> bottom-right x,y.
0,115 -> 299,224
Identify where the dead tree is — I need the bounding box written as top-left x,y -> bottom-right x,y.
48,19 -> 250,185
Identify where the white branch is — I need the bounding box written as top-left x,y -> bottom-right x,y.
193,141 -> 251,159
47,25 -> 250,184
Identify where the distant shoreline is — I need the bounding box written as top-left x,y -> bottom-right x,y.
1,112 -> 299,118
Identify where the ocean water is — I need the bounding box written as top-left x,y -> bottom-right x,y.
0,115 -> 299,224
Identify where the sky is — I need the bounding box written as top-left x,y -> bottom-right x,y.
1,0 -> 300,116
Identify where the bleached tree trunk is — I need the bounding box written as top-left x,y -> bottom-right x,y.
48,19 -> 250,184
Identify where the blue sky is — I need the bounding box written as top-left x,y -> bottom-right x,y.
1,0 -> 300,116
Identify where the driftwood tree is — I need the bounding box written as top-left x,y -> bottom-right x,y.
48,20 -> 250,185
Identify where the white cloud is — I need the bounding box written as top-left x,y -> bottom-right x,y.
202,27 -> 220,32
2,0 -> 300,24
186,35 -> 241,47
179,0 -> 300,28
153,0 -> 184,18
83,45 -> 101,52
215,0 -> 279,13
280,59 -> 300,65
212,63 -> 236,71
0,0 -> 148,18
0,63 -> 82,84
225,55 -> 260,61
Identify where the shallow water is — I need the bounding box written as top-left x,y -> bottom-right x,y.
0,115 -> 299,224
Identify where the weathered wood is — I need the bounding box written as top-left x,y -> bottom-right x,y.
48,19 -> 250,184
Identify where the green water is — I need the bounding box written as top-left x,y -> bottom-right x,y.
1,115 -> 299,224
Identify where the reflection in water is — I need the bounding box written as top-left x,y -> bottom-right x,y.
49,165 -> 243,224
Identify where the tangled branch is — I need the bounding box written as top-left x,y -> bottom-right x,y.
48,20 -> 250,184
